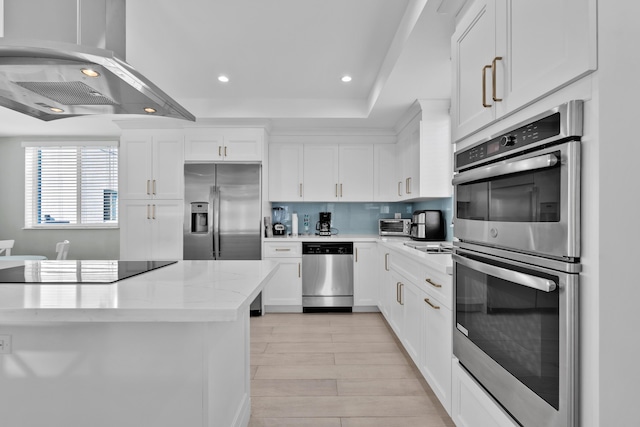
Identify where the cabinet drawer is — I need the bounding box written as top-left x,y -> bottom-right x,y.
389,250 -> 422,284
420,267 -> 452,310
263,242 -> 301,258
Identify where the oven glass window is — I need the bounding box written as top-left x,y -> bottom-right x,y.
456,157 -> 561,222
456,259 -> 560,408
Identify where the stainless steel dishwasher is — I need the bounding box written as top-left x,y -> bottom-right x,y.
302,242 -> 354,312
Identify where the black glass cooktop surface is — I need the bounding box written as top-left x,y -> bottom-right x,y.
0,260 -> 177,284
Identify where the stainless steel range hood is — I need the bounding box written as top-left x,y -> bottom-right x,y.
0,0 -> 195,121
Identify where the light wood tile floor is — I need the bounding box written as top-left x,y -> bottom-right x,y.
249,312 -> 455,427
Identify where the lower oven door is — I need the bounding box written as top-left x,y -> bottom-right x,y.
453,247 -> 578,427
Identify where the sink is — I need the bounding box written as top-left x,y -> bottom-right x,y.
403,242 -> 453,254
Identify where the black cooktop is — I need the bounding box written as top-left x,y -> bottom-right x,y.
0,260 -> 177,284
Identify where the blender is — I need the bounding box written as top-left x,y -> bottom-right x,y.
272,207 -> 286,236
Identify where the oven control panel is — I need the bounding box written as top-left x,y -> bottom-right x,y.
456,112 -> 562,170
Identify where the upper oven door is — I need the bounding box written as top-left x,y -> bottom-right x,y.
453,140 -> 580,260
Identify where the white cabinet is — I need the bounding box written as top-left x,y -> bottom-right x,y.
262,242 -> 302,311
378,249 -> 392,317
268,143 -> 304,201
120,130 -> 184,200
452,360 -> 518,427
395,101 -> 452,200
303,144 -> 340,201
269,143 -> 374,202
119,200 -> 183,260
184,128 -> 264,162
374,144 -> 400,201
451,0 -> 597,141
353,242 -> 378,307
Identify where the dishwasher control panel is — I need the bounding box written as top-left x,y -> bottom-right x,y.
302,242 -> 353,255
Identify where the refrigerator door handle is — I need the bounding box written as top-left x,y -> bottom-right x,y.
212,185 -> 220,259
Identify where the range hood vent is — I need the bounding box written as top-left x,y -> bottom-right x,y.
0,0 -> 195,121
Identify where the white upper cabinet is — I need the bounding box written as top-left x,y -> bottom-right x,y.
452,0 -> 597,141
303,144 -> 340,201
338,144 -> 374,201
184,128 -> 264,162
120,129 -> 184,200
374,144 -> 400,201
269,143 -> 304,201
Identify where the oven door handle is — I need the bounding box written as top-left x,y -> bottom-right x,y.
452,153 -> 558,185
453,254 -> 557,293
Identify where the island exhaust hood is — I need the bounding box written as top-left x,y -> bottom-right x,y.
0,0 -> 195,121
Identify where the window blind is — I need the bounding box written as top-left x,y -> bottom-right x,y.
24,144 -> 118,228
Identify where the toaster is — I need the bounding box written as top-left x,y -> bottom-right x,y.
410,210 -> 446,241
378,218 -> 411,236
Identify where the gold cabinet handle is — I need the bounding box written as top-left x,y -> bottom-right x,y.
299,183 -> 303,198
146,204 -> 150,219
399,283 -> 404,305
355,248 -> 358,262
218,146 -> 222,157
424,298 -> 440,310
146,180 -> 151,196
492,56 -> 503,102
298,262 -> 301,278
340,183 -> 343,197
396,282 -> 401,303
152,179 -> 156,195
398,181 -> 402,196
482,64 -> 492,108
152,204 -> 156,220
406,177 -> 412,194
426,278 -> 442,288
335,183 -> 338,198
275,248 -> 291,252
384,253 -> 389,271
224,146 -> 228,157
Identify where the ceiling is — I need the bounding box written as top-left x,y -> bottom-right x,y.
0,0 -> 459,137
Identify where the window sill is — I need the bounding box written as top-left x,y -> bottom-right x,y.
23,225 -> 120,230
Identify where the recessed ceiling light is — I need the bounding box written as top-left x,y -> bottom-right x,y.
50,107 -> 64,113
341,75 -> 352,83
144,107 -> 157,114
81,68 -> 100,78
218,75 -> 229,83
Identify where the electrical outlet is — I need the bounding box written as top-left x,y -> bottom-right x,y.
0,334 -> 12,354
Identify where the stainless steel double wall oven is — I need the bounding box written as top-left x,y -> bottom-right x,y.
452,101 -> 583,427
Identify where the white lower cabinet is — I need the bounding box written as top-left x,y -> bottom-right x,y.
380,246 -> 453,416
120,200 -> 183,260
452,360 -> 518,427
354,242 -> 378,308
262,242 -> 302,311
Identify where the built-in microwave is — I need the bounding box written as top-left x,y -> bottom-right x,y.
378,218 -> 411,236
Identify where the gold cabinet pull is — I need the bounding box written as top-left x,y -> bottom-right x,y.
424,298 -> 440,310
398,181 -> 402,196
482,64 -> 492,108
146,204 -> 150,219
275,248 -> 291,252
399,283 -> 404,305
152,204 -> 156,220
355,248 -> 358,262
298,262 -> 301,278
340,183 -> 343,197
218,146 -> 222,157
396,282 -> 401,303
384,253 -> 389,271
406,177 -> 412,194
152,179 -> 156,195
146,180 -> 151,195
299,183 -> 303,198
224,146 -> 228,157
426,278 -> 442,288
335,183 -> 338,198
492,56 -> 503,102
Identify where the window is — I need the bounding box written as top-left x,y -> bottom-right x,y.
24,142 -> 118,228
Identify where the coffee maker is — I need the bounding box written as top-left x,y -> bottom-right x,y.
316,212 -> 332,236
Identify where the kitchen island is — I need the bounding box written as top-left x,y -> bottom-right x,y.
0,260 -> 278,427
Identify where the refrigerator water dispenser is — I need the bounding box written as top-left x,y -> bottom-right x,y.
191,202 -> 209,233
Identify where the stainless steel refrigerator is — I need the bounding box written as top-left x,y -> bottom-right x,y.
183,163 -> 262,313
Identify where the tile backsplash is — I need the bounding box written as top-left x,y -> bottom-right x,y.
271,198 -> 453,240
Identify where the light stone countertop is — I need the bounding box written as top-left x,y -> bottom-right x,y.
377,238 -> 453,276
0,260 -> 279,323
